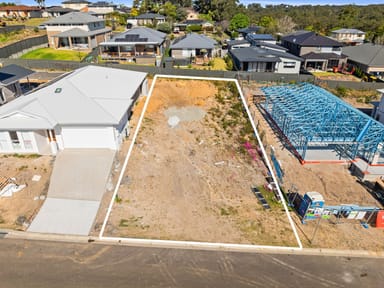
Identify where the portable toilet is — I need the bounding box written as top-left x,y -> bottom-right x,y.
376,210 -> 384,228
298,191 -> 325,223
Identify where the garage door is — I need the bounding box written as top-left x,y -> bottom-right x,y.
61,127 -> 116,149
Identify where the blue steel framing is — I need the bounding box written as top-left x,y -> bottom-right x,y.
261,83 -> 384,164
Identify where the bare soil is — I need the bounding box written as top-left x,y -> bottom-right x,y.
0,154 -> 53,230
102,79 -> 297,246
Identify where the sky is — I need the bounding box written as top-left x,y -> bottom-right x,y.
16,0 -> 384,7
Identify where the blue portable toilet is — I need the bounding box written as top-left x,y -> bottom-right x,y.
298,191 -> 325,223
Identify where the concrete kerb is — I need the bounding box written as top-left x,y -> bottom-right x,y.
98,74 -> 303,252
3,229 -> 384,258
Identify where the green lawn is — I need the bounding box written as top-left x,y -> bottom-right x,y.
20,48 -> 88,61
211,57 -> 227,70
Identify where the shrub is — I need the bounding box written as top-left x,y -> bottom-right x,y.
157,22 -> 171,34
224,55 -> 233,71
335,85 -> 348,97
187,24 -> 202,32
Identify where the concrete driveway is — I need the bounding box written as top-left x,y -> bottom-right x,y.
28,149 -> 115,235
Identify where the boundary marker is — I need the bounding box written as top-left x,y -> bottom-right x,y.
99,74 -> 303,251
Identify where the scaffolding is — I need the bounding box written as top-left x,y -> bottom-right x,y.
261,83 -> 384,164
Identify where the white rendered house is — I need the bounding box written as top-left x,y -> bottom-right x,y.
0,65 -> 148,155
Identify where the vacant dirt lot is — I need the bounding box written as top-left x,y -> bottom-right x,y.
0,155 -> 53,230
103,79 -> 297,246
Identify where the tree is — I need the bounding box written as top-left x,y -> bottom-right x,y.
175,7 -> 187,21
229,13 -> 249,31
0,2 -> 16,6
159,1 -> 177,21
130,7 -> 139,17
258,16 -> 277,34
157,22 -> 171,33
34,0 -> 45,8
132,0 -> 140,8
193,0 -> 239,22
276,15 -> 296,34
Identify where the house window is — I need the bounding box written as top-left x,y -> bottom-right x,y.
283,62 -> 296,68
9,131 -> 19,144
327,59 -> 339,69
47,130 -> 56,142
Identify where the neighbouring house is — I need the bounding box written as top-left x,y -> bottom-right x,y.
0,65 -> 148,155
229,46 -> 302,73
99,26 -> 166,65
342,44 -> 384,80
246,34 -> 276,45
169,33 -> 217,64
227,39 -> 251,50
0,5 -> 42,19
135,13 -> 165,26
252,41 -> 288,53
227,36 -> 285,51
0,65 -> 35,105
281,30 -> 347,71
61,0 -> 90,10
87,1 -> 117,19
173,20 -> 213,34
42,6 -> 76,18
330,28 -> 365,46
237,26 -> 262,39
184,19 -> 213,32
373,89 -> 384,123
43,12 -> 111,50
173,23 -> 187,33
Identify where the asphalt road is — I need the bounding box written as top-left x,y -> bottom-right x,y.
0,238 -> 383,288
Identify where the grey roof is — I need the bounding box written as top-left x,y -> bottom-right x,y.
183,19 -> 205,25
170,33 -> 216,49
45,6 -> 76,13
62,0 -> 90,3
247,34 -> 275,41
102,27 -> 166,44
301,52 -> 347,60
253,41 -> 288,51
230,47 -> 302,63
136,13 -> 165,20
237,26 -> 261,34
88,1 -> 117,7
282,31 -> 342,47
0,64 -> 34,86
0,66 -> 147,130
342,44 -> 384,67
44,12 -> 102,25
227,39 -> 250,46
53,27 -> 111,37
332,28 -> 365,34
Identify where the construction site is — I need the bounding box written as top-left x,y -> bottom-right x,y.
246,81 -> 384,250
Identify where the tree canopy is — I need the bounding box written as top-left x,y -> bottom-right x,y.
229,13 -> 249,31
132,1 -> 384,43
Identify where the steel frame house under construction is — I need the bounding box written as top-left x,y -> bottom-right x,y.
260,83 -> 384,165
